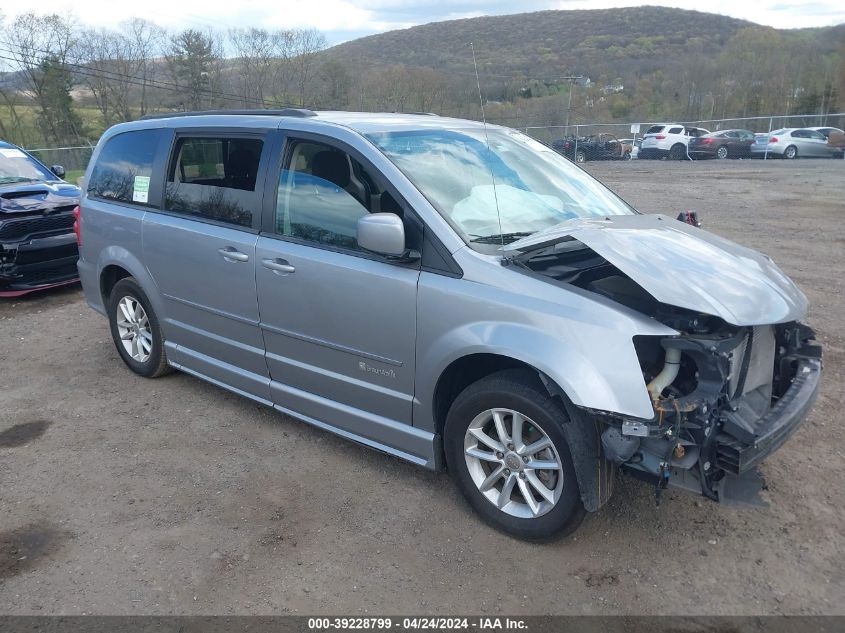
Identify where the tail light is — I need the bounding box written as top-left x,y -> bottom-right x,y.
769,137 -> 778,143
655,135 -> 666,140
677,210 -> 701,227
72,205 -> 81,246
702,138 -> 713,144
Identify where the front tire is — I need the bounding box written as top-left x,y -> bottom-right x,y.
784,145 -> 798,159
108,277 -> 172,378
444,369 -> 585,541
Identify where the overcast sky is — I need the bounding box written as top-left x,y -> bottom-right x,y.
3,0 -> 844,44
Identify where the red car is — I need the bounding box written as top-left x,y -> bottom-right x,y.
688,129 -> 755,159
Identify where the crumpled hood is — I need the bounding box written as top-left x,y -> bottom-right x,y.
505,214 -> 807,326
0,182 -> 81,215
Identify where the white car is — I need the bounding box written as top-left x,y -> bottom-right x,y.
639,124 -> 710,160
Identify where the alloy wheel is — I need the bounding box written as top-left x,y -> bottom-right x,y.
116,295 -> 153,363
463,408 -> 564,519
717,146 -> 728,159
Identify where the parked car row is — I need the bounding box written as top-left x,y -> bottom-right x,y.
552,125 -> 844,162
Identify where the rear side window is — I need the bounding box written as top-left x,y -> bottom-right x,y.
645,126 -> 664,134
165,136 -> 263,228
668,127 -> 683,135
88,129 -> 162,206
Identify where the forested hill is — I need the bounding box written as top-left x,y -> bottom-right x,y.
325,6 -> 756,79
321,6 -> 843,124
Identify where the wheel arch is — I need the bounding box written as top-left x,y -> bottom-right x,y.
96,246 -> 165,322
670,142 -> 687,158
431,352 -> 616,512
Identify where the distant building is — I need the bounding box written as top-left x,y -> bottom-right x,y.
602,84 -> 625,94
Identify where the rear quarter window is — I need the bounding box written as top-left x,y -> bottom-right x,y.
87,129 -> 162,206
164,136 -> 263,228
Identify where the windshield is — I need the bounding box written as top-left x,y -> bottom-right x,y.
366,127 -> 634,246
0,147 -> 55,184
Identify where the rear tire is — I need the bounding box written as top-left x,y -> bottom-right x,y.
107,277 -> 172,378
669,144 -> 686,160
784,145 -> 798,159
716,145 -> 729,159
575,150 -> 586,163
444,369 -> 586,541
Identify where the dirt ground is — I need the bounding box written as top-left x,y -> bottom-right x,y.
0,159 -> 843,616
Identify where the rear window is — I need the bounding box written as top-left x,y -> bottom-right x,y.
88,129 -> 162,206
645,126 -> 664,134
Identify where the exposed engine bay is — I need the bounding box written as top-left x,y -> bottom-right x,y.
513,236 -> 823,506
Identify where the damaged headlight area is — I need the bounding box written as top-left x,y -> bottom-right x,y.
602,320 -> 822,506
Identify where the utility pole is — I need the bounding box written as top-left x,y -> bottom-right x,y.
561,76 -> 585,135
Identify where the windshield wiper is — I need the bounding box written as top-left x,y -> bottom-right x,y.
470,231 -> 534,244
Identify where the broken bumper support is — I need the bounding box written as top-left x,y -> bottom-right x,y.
715,357 -> 822,475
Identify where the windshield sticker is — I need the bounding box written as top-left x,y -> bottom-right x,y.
132,175 -> 150,203
0,148 -> 27,158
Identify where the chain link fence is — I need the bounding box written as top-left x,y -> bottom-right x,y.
525,113 -> 845,164
22,113 -> 845,181
25,145 -> 95,185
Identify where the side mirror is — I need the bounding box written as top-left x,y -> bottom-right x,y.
357,213 -> 408,257
51,165 -> 65,179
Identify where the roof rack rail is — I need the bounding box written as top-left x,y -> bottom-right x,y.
139,108 -> 317,121
405,111 -> 439,116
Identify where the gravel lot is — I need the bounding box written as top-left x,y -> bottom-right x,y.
1,159 -> 843,616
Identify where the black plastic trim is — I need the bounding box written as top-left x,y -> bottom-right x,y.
716,357 -> 821,474
140,108 -> 316,120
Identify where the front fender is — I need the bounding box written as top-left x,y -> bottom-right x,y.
421,321 -> 649,417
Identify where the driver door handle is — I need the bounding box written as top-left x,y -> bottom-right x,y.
262,258 -> 296,274
218,247 -> 249,263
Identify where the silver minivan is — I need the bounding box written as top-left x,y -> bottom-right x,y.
76,110 -> 821,540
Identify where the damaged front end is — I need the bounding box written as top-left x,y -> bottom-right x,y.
608,320 -> 821,505
506,214 -> 822,507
